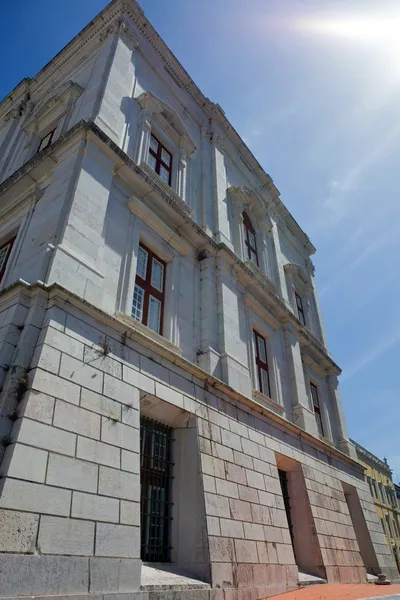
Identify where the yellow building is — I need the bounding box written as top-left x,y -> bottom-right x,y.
352,440 -> 400,575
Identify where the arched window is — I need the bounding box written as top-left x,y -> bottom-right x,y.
243,212 -> 258,266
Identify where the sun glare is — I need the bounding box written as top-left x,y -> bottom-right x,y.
295,12 -> 400,53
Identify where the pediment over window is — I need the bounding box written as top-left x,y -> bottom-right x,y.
23,81 -> 83,134
227,185 -> 272,234
284,262 -> 312,291
136,91 -> 196,155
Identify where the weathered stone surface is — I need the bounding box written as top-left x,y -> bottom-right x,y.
89,557 -> 141,592
38,516 -> 95,555
0,555 -> 89,596
0,509 -> 39,552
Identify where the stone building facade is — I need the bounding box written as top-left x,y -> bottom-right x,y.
352,440 -> 400,574
0,1 -> 398,598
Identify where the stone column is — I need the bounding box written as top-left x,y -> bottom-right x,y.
210,131 -> 232,248
283,322 -> 319,436
177,144 -> 188,202
135,108 -> 152,165
326,369 -> 357,459
307,259 -> 329,348
270,212 -> 288,299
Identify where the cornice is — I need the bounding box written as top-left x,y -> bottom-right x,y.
0,0 -> 315,257
0,119 -> 338,375
351,439 -> 393,475
0,278 -> 363,472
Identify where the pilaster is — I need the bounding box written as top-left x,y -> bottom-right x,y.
326,369 -> 357,459
283,322 -> 319,437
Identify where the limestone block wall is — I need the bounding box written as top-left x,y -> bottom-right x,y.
0,286 -> 397,598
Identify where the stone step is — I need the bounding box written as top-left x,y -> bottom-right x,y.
298,571 -> 328,587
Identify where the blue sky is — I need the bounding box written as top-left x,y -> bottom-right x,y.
1,0 -> 399,479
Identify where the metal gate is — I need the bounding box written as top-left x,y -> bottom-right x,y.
140,417 -> 173,562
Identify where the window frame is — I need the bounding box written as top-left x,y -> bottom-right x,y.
243,212 -> 259,266
310,382 -> 324,437
37,127 -> 57,154
253,329 -> 271,398
0,236 -> 16,285
132,243 -> 166,335
295,292 -> 306,326
147,133 -> 173,186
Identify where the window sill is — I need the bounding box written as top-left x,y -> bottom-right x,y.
140,162 -> 194,217
319,434 -> 334,447
244,260 -> 280,296
115,311 -> 182,356
253,390 -> 285,415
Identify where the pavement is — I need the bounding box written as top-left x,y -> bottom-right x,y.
271,583 -> 400,600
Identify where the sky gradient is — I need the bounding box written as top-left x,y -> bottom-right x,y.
1,0 -> 399,479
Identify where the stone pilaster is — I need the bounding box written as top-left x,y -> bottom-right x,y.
283,322 -> 319,437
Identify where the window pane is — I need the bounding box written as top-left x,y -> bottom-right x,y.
150,135 -> 158,153
260,368 -> 270,397
159,165 -> 170,184
137,246 -> 148,280
147,153 -> 157,171
248,230 -> 256,249
148,295 -> 162,333
257,335 -> 267,363
315,413 -> 324,437
38,130 -> 54,152
161,148 -> 171,167
310,384 -> 319,408
151,258 -> 164,291
0,243 -> 11,273
132,284 -> 145,322
250,250 -> 258,264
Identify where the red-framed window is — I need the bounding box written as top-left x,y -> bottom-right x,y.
37,128 -> 57,154
0,237 -> 16,284
295,292 -> 306,325
243,212 -> 258,265
310,382 -> 324,437
147,133 -> 173,186
254,330 -> 271,397
131,243 -> 166,335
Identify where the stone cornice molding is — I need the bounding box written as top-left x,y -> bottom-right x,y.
284,262 -> 313,293
0,119 -> 338,376
128,195 -> 192,256
22,81 -> 83,134
136,91 -> 196,155
351,439 -> 393,475
228,185 -> 272,234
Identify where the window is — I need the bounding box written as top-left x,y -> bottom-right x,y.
310,382 -> 324,437
295,292 -> 306,326
147,133 -> 173,186
140,417 -> 173,562
132,244 -> 166,335
0,237 -> 15,284
386,513 -> 394,538
37,128 -> 56,153
367,476 -> 374,498
254,330 -> 271,397
372,480 -> 378,499
243,212 -> 258,265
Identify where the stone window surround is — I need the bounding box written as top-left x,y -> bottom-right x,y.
247,308 -> 284,415
284,263 -> 314,327
121,200 -> 190,351
135,91 -> 196,207
227,185 -> 275,281
303,363 -> 332,443
22,81 -> 83,158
